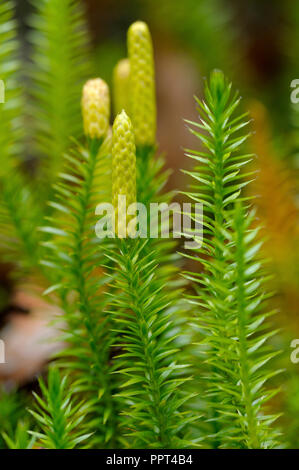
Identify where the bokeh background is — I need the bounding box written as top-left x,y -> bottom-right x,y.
1,0 -> 299,448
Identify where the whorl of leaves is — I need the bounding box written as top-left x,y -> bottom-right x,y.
29,367 -> 92,449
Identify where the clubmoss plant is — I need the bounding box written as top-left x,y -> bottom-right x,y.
104,110 -> 196,448
40,78 -> 118,447
113,59 -> 131,116
183,70 -> 281,448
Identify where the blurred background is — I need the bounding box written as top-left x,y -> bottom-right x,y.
1,0 -> 299,447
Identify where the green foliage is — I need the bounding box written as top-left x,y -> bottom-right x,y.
0,388 -> 28,449
0,1 -> 44,273
282,372 -> 299,448
147,0 -> 236,72
29,367 -> 91,449
183,71 -> 281,448
0,0 -> 23,174
41,136 -> 118,447
0,169 -> 43,271
29,0 -> 92,187
0,0 -> 284,451
2,420 -> 36,449
104,238 -> 196,448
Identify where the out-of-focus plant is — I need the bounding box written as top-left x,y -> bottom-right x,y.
249,101 -> 299,315
113,58 -> 130,116
146,0 -> 236,73
284,0 -> 299,158
28,0 -> 93,194
2,419 -> 36,449
0,387 -> 29,449
0,1 -> 43,274
249,101 -> 299,450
